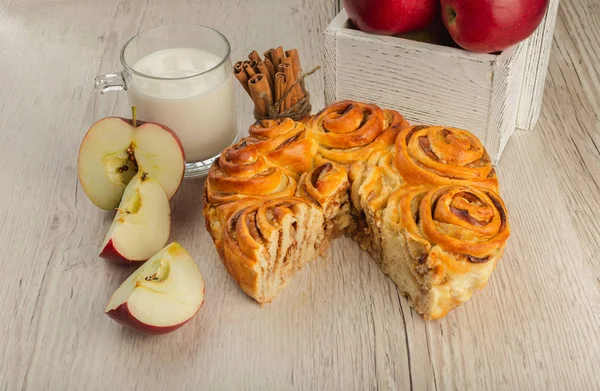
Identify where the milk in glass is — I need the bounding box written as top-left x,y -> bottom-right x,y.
128,48 -> 237,162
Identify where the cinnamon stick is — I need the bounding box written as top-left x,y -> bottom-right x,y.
234,61 -> 244,73
256,61 -> 274,90
263,49 -> 273,62
248,50 -> 261,63
234,61 -> 250,95
243,62 -> 256,78
235,46 -> 311,118
281,57 -> 292,67
271,46 -> 285,68
285,48 -> 304,99
280,62 -> 298,106
263,58 -> 276,82
275,72 -> 287,114
249,74 -> 272,117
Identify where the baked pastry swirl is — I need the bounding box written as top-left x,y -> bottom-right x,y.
307,100 -> 409,165
296,162 -> 352,240
395,125 -> 499,191
220,197 -> 324,303
380,185 -> 509,319
347,161 -> 393,257
203,100 -> 510,319
246,118 -> 317,177
205,140 -> 297,205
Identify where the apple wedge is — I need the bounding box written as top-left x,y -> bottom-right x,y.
78,117 -> 185,210
105,242 -> 205,335
99,171 -> 170,263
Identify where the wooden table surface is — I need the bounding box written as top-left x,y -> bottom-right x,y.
1,0 -> 599,389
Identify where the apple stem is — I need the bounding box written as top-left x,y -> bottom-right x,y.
132,105 -> 137,128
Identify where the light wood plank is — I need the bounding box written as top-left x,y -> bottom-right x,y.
0,0 -> 599,389
517,0 -> 561,129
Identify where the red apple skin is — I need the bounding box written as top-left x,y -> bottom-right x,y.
344,0 -> 438,35
441,0 -> 549,53
99,239 -> 136,264
106,294 -> 205,335
106,302 -> 188,335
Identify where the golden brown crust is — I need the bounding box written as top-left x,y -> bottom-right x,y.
382,184 -> 510,318
205,140 -> 297,205
248,118 -> 297,139
296,162 -> 352,240
203,100 -> 510,319
296,162 -> 348,211
306,100 -> 409,165
390,185 -> 509,260
220,197 -> 323,303
394,125 -> 499,191
246,118 -> 318,177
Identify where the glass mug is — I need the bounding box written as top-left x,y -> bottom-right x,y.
95,25 -> 238,177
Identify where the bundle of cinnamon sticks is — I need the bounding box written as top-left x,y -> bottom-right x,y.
234,46 -> 306,118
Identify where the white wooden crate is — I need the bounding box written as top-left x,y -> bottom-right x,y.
324,4 -> 559,164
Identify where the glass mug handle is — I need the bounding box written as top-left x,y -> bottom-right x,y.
92,72 -> 129,121
95,72 -> 126,94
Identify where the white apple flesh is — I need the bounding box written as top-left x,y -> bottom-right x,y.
99,172 -> 170,263
105,242 -> 205,335
78,117 -> 185,210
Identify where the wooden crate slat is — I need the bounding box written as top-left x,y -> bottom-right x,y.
323,6 -> 558,163
517,0 -> 561,130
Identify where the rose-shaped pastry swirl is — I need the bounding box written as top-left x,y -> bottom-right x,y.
248,118 -> 298,139
395,125 -> 499,191
387,185 -> 509,260
296,162 -> 352,237
246,118 -> 318,177
205,140 -> 297,205
307,100 -> 409,165
221,197 -> 325,303
296,162 -> 348,213
382,184 -> 509,319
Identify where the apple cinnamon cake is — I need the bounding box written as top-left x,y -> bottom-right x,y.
203,100 -> 510,319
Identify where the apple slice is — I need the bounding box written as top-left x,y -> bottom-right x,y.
99,171 -> 170,263
78,117 -> 185,210
105,242 -> 205,335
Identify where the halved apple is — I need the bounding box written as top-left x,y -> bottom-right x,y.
105,242 -> 205,334
78,117 -> 185,210
99,171 -> 170,263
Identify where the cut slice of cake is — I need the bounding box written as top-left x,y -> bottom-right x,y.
380,185 -> 509,319
219,197 -> 325,303
296,162 -> 352,244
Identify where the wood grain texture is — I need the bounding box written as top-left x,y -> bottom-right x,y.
1,0 -> 599,390
325,5 -> 561,163
486,43 -> 527,160
517,0 -> 561,130
324,9 -> 538,164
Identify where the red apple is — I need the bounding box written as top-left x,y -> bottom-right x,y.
344,0 -> 438,36
441,0 -> 549,53
99,171 -> 171,263
78,117 -> 185,210
105,242 -> 205,335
